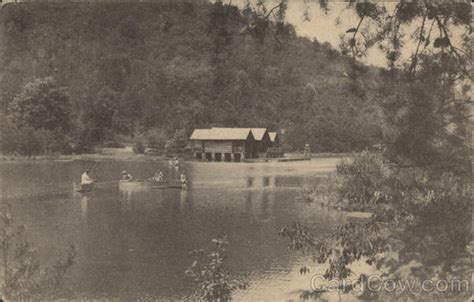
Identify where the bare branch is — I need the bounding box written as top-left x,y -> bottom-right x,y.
409,10 -> 428,73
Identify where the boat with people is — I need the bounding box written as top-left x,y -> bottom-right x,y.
119,179 -> 185,190
168,157 -> 180,167
119,169 -> 187,190
73,182 -> 94,193
74,169 -> 95,193
74,167 -> 188,194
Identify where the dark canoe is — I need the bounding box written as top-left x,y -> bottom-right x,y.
73,183 -> 94,193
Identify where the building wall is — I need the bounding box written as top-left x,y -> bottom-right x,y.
257,133 -> 272,153
190,140 -> 204,152
272,136 -> 280,146
203,141 -> 234,153
191,139 -> 259,159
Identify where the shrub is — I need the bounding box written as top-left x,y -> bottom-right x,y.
133,140 -> 145,154
144,128 -> 168,151
8,77 -> 72,133
185,237 -> 247,301
102,141 -> 125,148
0,117 -> 20,154
165,129 -> 188,156
302,173 -> 341,206
0,204 -> 76,300
16,127 -> 44,156
336,151 -> 390,209
69,127 -> 98,154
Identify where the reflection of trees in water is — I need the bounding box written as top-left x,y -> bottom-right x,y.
181,190 -> 194,215
245,190 -> 253,213
246,177 -> 254,187
260,191 -> 269,218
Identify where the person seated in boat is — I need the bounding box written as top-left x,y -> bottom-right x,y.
154,171 -> 164,183
180,172 -> 187,186
81,170 -> 94,190
174,157 -> 180,166
121,170 -> 133,182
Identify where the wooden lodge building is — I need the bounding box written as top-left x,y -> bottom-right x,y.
190,127 -> 280,162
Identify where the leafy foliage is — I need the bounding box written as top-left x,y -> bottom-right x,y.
336,152 -> 390,210
165,129 -> 188,156
0,204 -> 76,300
185,237 -> 247,301
1,2 -> 383,154
8,77 -> 71,133
274,1 -> 471,300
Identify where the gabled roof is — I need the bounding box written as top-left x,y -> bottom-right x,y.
269,132 -> 278,142
190,128 -> 253,140
211,127 -> 268,141
249,128 -> 268,141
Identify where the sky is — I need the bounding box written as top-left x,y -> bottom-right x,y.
283,1 -> 391,67
226,0 -> 398,67
231,1 -> 433,68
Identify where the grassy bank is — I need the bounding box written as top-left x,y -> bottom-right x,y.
0,147 -> 165,162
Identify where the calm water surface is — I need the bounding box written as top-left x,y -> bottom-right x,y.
0,158 -> 345,300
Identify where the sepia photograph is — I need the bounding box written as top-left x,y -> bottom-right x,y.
0,0 -> 471,301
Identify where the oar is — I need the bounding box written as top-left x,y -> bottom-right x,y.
89,162 -> 99,173
93,180 -> 120,188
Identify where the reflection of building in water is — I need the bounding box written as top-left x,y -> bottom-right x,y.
246,177 -> 254,187
258,189 -> 276,219
260,191 -> 269,218
245,189 -> 253,213
262,176 -> 270,187
269,176 -> 276,187
250,176 -> 276,188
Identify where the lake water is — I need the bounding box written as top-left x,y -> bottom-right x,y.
0,158 -> 346,300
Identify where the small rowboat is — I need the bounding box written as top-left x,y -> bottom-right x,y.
119,180 -> 186,190
73,183 -> 94,193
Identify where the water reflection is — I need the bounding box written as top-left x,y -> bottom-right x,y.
246,177 -> 254,187
80,195 -> 88,221
0,158 -> 343,300
261,191 -> 269,219
180,189 -> 187,204
263,176 -> 270,187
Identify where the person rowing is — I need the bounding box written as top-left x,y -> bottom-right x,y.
121,170 -> 133,182
154,171 -> 164,183
180,172 -> 187,188
81,170 -> 94,191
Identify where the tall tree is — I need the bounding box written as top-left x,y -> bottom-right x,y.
8,77 -> 71,133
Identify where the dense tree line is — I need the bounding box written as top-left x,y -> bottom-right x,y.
276,1 -> 471,301
0,2 -> 383,155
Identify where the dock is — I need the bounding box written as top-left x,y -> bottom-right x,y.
242,156 -> 311,163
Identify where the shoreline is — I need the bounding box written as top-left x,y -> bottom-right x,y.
0,150 -> 354,163
0,153 -> 164,163
0,147 -> 164,163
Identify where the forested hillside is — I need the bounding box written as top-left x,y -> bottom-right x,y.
0,2 -> 383,154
